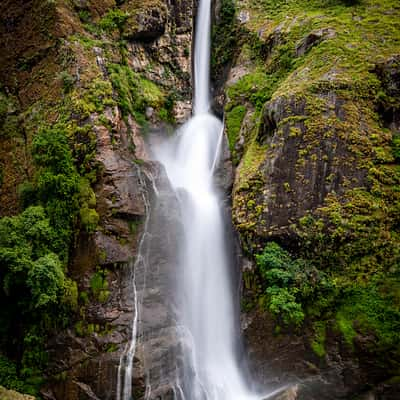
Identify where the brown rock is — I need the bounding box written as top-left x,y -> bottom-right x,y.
0,387 -> 35,400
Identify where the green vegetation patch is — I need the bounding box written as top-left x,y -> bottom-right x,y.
90,270 -> 110,303
311,321 -> 327,357
108,63 -> 167,125
225,105 -> 246,153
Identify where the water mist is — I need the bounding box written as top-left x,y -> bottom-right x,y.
154,0 -> 267,398
118,0 -> 281,398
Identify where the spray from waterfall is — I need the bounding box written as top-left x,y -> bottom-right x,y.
154,0 -> 271,398
118,0 -> 283,398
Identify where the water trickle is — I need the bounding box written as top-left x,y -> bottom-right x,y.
117,169 -> 155,400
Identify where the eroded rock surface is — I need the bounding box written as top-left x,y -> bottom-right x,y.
0,0 -> 195,399
218,1 -> 400,399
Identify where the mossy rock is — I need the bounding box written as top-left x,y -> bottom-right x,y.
122,0 -> 168,40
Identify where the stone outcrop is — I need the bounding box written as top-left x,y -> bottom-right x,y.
295,28 -> 336,57
218,1 -> 400,399
0,387 -> 35,400
0,0 -> 195,399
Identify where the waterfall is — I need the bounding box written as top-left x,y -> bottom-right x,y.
153,0 -> 268,399
118,0 -> 282,398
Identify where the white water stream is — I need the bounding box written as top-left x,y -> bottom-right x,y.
118,0 -> 283,398
153,0 -> 268,399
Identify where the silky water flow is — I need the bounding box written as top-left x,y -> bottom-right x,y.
118,0 -> 283,398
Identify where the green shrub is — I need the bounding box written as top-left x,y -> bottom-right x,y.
0,205 -> 67,332
59,71 -> 75,93
98,9 -> 128,33
256,243 -> 305,326
0,355 -> 25,392
256,242 -> 339,326
0,122 -> 96,391
78,9 -> 91,23
28,254 -> 64,309
266,286 -> 305,326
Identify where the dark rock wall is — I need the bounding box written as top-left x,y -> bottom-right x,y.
216,1 -> 400,399
0,0 -> 196,399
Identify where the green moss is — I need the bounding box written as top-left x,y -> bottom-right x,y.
311,321 -> 327,357
90,270 -> 109,303
225,105 -> 246,153
108,63 -> 165,123
74,321 -> 85,337
79,207 -> 99,233
237,139 -> 267,189
227,70 -> 283,111
105,343 -> 118,353
338,284 -> 400,350
211,0 -> 241,80
336,311 -> 357,347
98,9 -> 129,33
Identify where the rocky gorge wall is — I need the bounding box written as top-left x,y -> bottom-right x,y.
0,0 -> 195,398
212,0 -> 400,399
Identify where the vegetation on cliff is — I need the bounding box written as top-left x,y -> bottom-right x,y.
218,0 -> 400,389
0,0 -> 190,395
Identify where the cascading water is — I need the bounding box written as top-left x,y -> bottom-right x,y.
118,0 -> 284,398
153,0 -> 272,399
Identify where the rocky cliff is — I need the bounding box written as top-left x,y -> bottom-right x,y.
0,0 -> 194,398
214,0 -> 400,398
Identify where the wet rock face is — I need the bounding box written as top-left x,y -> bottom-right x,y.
40,0 -> 196,398
233,91 -> 368,250
295,28 -> 336,57
124,0 -> 194,112
131,165 -> 187,399
45,163 -> 185,400
122,1 -> 168,40
375,55 -> 400,133
244,308 -> 400,400
243,309 -> 366,400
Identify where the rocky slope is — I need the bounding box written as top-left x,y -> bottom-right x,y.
213,0 -> 400,398
0,0 -> 194,398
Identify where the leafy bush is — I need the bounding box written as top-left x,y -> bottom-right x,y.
0,206 -> 63,309
0,124 -> 93,392
0,355 -> 25,392
266,286 -> 304,326
27,254 -> 64,309
256,242 -> 338,327
256,242 -> 306,326
58,71 -> 75,93
98,9 -> 128,33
